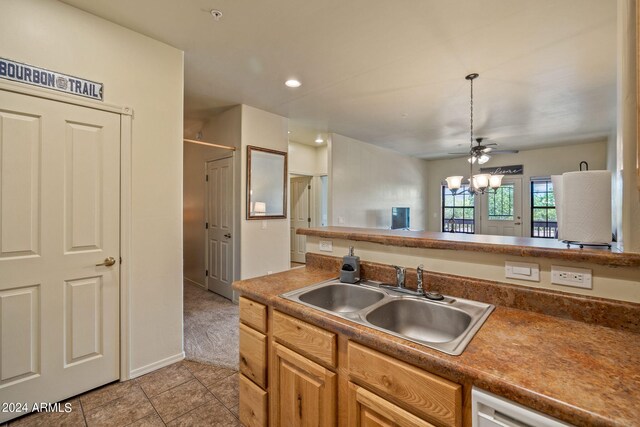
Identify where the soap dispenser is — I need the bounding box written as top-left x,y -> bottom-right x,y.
340,246 -> 360,283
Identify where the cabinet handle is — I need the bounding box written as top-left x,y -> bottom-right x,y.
297,393 -> 302,418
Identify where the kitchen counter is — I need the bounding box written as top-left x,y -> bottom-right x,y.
234,266 -> 640,427
297,226 -> 640,267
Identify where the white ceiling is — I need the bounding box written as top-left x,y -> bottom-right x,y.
61,0 -> 617,158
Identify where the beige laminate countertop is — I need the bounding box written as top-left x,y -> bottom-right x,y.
233,267 -> 640,427
297,226 -> 640,267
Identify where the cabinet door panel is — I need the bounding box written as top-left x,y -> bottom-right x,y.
348,382 -> 436,427
271,342 -> 336,427
239,374 -> 268,427
239,323 -> 267,388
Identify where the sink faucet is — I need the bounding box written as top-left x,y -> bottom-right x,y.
416,264 -> 425,295
393,266 -> 405,288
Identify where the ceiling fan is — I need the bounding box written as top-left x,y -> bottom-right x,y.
448,137 -> 519,164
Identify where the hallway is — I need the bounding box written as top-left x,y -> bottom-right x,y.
183,282 -> 239,370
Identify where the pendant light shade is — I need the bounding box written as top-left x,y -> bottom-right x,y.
472,174 -> 491,193
445,176 -> 464,194
489,174 -> 504,190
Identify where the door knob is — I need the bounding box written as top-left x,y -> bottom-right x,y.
514,222 -> 522,225
224,233 -> 232,238
96,257 -> 116,267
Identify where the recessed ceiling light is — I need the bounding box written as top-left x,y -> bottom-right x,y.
285,79 -> 301,88
315,137 -> 323,143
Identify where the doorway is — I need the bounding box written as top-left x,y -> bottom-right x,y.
480,178 -> 523,236
290,175 -> 312,264
205,155 -> 235,299
0,89 -> 121,421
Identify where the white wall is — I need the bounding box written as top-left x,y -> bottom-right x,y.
289,141 -> 320,175
317,145 -> 328,175
240,105 -> 290,278
425,140 -> 608,233
329,133 -> 429,230
0,0 -> 184,376
201,106 -> 243,285
202,105 -> 290,283
183,143 -> 229,287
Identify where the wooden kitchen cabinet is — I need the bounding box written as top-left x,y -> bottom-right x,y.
239,323 -> 267,388
271,342 -> 337,426
348,382 -> 436,427
348,341 -> 462,427
239,297 -> 269,427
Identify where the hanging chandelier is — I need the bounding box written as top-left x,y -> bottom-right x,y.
445,73 -> 503,196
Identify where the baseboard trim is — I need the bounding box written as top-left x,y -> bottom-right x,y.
183,277 -> 205,289
129,352 -> 185,379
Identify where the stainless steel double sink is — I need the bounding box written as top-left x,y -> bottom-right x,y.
280,279 -> 494,356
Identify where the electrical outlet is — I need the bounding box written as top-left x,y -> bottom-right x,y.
551,265 -> 592,289
319,240 -> 333,252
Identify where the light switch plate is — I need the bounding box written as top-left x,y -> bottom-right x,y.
505,261 -> 540,282
551,265 -> 592,289
319,240 -> 333,252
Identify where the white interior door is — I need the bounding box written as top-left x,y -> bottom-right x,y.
206,156 -> 234,299
0,90 -> 120,422
481,178 -> 523,236
290,176 -> 311,264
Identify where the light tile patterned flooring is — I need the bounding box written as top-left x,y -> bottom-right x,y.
5,360 -> 240,426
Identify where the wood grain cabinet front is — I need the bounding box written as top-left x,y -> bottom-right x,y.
348,341 -> 462,427
239,296 -> 268,333
273,310 -> 337,368
239,374 -> 268,427
348,382 -> 437,427
239,323 -> 267,388
271,342 -> 337,427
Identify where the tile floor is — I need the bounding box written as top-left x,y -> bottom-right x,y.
5,360 -> 240,427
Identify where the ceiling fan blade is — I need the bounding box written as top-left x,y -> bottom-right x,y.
484,142 -> 498,146
481,147 -> 493,153
447,152 -> 469,155
491,150 -> 519,154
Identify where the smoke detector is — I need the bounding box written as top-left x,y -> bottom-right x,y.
210,9 -> 223,20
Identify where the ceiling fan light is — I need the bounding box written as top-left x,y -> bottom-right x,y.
478,154 -> 491,164
467,156 -> 476,164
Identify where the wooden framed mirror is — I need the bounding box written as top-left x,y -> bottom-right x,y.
246,145 -> 288,219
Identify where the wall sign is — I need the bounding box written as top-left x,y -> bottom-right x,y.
0,57 -> 103,101
480,164 -> 523,175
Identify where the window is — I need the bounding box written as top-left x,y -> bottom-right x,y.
442,185 -> 475,233
531,179 -> 557,238
487,184 -> 514,220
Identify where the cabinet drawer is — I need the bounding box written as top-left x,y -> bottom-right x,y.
348,382 -> 436,427
240,297 -> 267,333
239,323 -> 267,388
239,374 -> 268,427
348,341 -> 462,427
273,311 -> 337,368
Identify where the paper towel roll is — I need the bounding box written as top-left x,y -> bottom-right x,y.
550,175 -> 564,240
560,170 -> 612,244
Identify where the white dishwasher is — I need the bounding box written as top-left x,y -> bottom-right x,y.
472,387 -> 573,427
